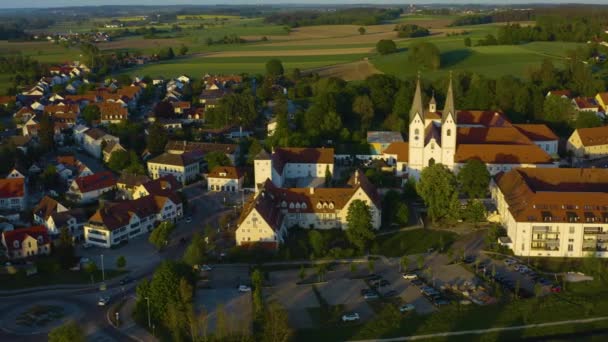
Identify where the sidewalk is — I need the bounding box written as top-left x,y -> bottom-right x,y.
113,296 -> 157,342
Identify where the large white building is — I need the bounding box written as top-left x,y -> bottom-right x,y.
492,168 -> 608,258
147,151 -> 202,185
236,170 -> 381,249
254,147 -> 335,191
405,76 -> 558,179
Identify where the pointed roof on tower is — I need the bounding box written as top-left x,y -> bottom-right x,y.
409,72 -> 424,123
442,71 -> 456,123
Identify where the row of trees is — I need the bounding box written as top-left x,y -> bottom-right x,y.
394,24 -> 430,38
264,8 -> 401,27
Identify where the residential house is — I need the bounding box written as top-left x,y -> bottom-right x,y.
567,126 -> 608,159
84,188 -> 182,248
492,168 -> 608,258
32,196 -> 87,239
572,97 -> 599,113
165,140 -> 239,165
0,178 -> 26,212
236,170 -> 381,249
82,128 -> 120,159
147,151 -> 202,185
68,171 -> 117,203
1,226 -> 51,260
102,141 -> 127,162
595,92 -> 608,113
207,166 -> 244,192
199,89 -> 231,108
117,173 -> 151,199
96,102 -> 129,124
172,101 -> 191,114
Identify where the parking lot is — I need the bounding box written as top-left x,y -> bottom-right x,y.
195,265 -> 252,334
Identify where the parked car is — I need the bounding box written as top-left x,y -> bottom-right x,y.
238,285 -> 251,292
82,243 -> 93,249
399,303 -> 415,312
433,298 -> 451,307
538,278 -> 552,286
402,273 -> 418,280
200,265 -> 212,272
185,217 -> 192,223
504,258 -> 517,266
342,312 -> 360,322
378,279 -> 390,287
360,289 -> 373,296
366,274 -> 381,281
551,285 -> 562,293
411,279 -> 424,286
119,276 -> 132,285
463,255 -> 476,264
98,296 -> 110,306
384,290 -> 398,297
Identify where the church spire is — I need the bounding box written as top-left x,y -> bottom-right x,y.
442,71 -> 455,123
409,71 -> 424,123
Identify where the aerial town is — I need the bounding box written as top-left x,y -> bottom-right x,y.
0,1 -> 608,342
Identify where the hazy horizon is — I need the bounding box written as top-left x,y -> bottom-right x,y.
1,0 -> 606,10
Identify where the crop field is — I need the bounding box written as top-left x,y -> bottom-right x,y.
177,14 -> 241,20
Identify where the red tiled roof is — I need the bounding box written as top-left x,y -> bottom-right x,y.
574,126 -> 608,147
573,97 -> 598,110
455,144 -> 553,164
513,124 -> 559,141
382,142 -> 409,162
456,127 -> 533,145
456,111 -> 512,127
547,90 -> 572,98
74,171 -> 116,193
0,178 -> 25,198
2,226 -> 50,251
33,196 -> 60,220
272,148 -> 334,174
208,166 -> 243,179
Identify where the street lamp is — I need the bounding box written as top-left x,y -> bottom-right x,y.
145,297 -> 151,329
100,254 -> 105,283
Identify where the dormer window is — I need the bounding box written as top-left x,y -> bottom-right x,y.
316,203 -> 322,209
329,202 -> 334,209
281,201 -> 287,208
289,202 -> 294,209
13,240 -> 19,248
37,236 -> 44,244
302,203 -> 307,209
295,203 -> 301,209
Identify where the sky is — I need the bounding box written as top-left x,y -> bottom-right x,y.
1,0 -> 606,9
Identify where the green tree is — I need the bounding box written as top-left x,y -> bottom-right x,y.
107,150 -> 130,172
345,200 -> 375,252
308,230 -> 327,258
376,39 -> 397,55
462,200 -> 486,226
352,94 -> 375,131
299,265 -> 307,281
457,159 -> 490,199
261,302 -> 293,342
324,165 -> 332,187
408,41 -> 441,70
125,151 -> 146,175
116,256 -> 127,269
146,122 -> 168,155
83,261 -> 97,274
464,37 -> 472,47
82,104 -> 101,125
48,320 -> 85,342
247,139 -> 264,165
178,44 -> 189,56
575,111 -> 603,129
542,95 -> 575,125
55,227 -> 74,269
182,232 -> 207,267
205,151 -> 232,171
39,113 -> 55,151
41,165 -> 58,188
417,163 -> 460,224
395,203 -> 409,225
359,26 -> 366,35
149,221 -> 175,250
266,59 -> 284,76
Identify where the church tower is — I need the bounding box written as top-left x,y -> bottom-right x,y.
408,74 -> 425,179
441,72 -> 457,170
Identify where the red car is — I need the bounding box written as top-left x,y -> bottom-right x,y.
550,286 -> 562,293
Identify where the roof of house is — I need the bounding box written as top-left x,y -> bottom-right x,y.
85,128 -> 110,140
88,196 -> 162,231
57,155 -> 78,167
33,196 -> 61,220
96,102 -> 128,119
367,131 -> 404,144
139,175 -> 182,199
2,226 -> 50,251
148,151 -> 202,167
103,141 -> 126,154
172,101 -> 191,109
165,140 -> 237,155
547,90 -> 572,98
456,111 -> 512,127
208,166 -> 243,179
573,97 -> 598,109
382,142 -> 409,162
596,92 -> 608,107
495,168 -> 608,223
43,103 -> 80,115
199,88 -> 232,100
117,172 -> 151,188
513,124 -> 559,142
73,171 -> 116,193
573,126 -> 608,147
51,208 -> 87,227
456,127 -> 533,145
454,144 -> 553,164
271,147 -> 334,174
0,178 -> 25,198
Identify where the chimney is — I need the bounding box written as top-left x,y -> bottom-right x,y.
309,187 -> 314,195
355,170 -> 360,185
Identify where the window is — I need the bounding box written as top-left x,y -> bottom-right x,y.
568,244 -> 573,252
447,129 -> 451,137
569,226 -> 575,234
13,240 -> 19,248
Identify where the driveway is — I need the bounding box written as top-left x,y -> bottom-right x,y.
77,233 -> 161,272
264,269 -> 320,329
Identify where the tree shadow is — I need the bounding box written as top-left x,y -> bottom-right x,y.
441,49 -> 472,68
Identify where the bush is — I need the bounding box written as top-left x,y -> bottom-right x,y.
376,39 -> 397,55
395,24 -> 430,38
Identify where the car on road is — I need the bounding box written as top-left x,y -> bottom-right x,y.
200,265 -> 212,272
82,243 -> 93,249
399,303 -> 415,312
238,285 -> 251,292
342,312 -> 360,322
363,292 -> 379,300
402,273 -> 418,280
119,276 -> 132,285
98,296 -> 110,306
185,217 -> 192,223
504,258 -> 517,266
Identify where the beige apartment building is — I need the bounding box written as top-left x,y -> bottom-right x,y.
567,126 -> 608,159
492,168 -> 608,258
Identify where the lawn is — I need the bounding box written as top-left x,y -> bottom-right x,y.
375,229 -> 458,257
296,278 -> 608,341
